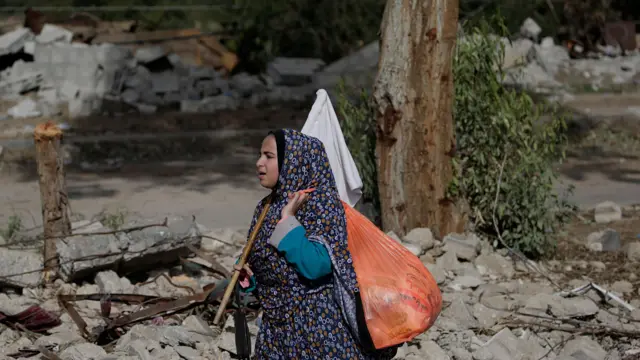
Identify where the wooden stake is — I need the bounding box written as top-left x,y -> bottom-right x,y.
34,122 -> 71,283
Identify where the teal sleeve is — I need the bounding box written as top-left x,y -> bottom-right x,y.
234,258 -> 256,293
276,226 -> 333,280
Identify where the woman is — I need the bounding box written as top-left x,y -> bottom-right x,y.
235,129 -> 396,359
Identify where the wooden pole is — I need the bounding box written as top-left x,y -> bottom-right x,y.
34,122 -> 71,283
373,0 -> 461,238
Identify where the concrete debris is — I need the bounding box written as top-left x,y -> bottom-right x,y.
0,217 -> 637,359
56,216 -> 203,281
520,18 -> 542,41
0,26 -> 320,120
594,201 -> 623,224
586,229 -> 621,252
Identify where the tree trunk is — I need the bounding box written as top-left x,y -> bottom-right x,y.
34,122 -> 71,282
373,0 -> 460,238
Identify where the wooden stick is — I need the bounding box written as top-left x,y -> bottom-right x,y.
34,122 -> 71,283
213,196 -> 272,325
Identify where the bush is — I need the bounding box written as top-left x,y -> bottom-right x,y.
337,18 -> 575,259
335,81 -> 381,220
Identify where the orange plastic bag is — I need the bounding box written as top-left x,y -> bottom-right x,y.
341,201 -> 443,349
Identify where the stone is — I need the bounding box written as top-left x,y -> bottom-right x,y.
230,73 -> 264,97
473,328 -> 545,360
60,343 -> 107,360
266,57 -> 325,86
95,270 -> 134,293
594,201 -> 622,223
472,302 -> 506,328
586,229 -> 621,252
611,280 -> 633,294
502,38 -> 533,69
56,216 -> 202,281
7,98 -> 41,118
0,28 -> 34,56
474,253 -> 515,278
0,248 -> 43,288
426,263 -> 447,285
439,298 -> 479,330
625,241 -> 640,262
418,341 -> 450,359
541,36 -> 555,48
449,275 -> 485,290
443,233 -> 481,261
527,44 -> 570,76
36,24 -> 73,44
174,346 -> 201,360
522,293 -> 598,318
520,18 -> 542,40
557,337 -> 607,360
403,227 -> 435,250
135,46 -> 166,63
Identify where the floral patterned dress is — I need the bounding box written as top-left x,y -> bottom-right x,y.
245,129 -> 396,359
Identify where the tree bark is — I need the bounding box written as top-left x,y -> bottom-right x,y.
373,0 -> 460,238
34,122 -> 71,282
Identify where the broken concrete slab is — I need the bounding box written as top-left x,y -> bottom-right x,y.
267,57 -> 325,86
0,248 -> 42,288
56,216 -> 202,282
35,24 -> 73,45
522,293 -> 599,318
135,46 -> 166,64
403,227 -> 435,251
586,228 -> 621,252
557,336 -> 607,360
594,201 -> 622,224
626,241 -> 640,261
0,28 -> 34,56
443,233 -> 481,261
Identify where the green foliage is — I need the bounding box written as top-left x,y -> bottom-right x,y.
335,81 -> 379,216
451,18 -> 575,258
337,17 -> 575,259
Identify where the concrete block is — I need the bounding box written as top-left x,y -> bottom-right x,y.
267,57 -> 325,86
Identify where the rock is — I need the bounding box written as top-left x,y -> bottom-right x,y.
522,293 -> 598,318
473,328 -> 546,360
418,341 -> 450,359
426,263 -> 447,285
403,228 -> 435,251
625,241 -> 640,262
611,280 -> 633,294
0,28 -> 34,56
0,248 -> 43,288
439,298 -> 479,330
57,216 -> 202,281
7,98 -> 42,118
266,57 -> 325,86
115,325 -> 209,349
95,270 -> 134,293
135,46 -> 166,63
528,44 -> 570,76
443,233 -> 480,261
60,343 -> 106,360
594,201 -> 622,224
472,303 -> 506,328
449,275 -> 485,290
474,253 -> 515,279
520,18 -> 542,40
451,347 -> 472,360
541,36 -> 555,48
586,229 -> 621,252
502,38 -> 533,69
557,337 -> 607,360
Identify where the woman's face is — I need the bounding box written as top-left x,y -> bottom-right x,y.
256,135 -> 279,189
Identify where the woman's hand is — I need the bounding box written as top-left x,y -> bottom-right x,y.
234,263 -> 254,289
281,191 -> 309,219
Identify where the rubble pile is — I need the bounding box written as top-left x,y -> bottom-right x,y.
0,207 -> 638,360
0,23 -> 328,120
497,18 -> 640,94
